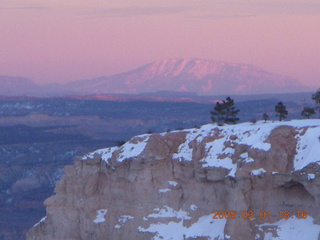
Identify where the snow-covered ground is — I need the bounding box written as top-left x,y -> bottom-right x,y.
83,119 -> 320,174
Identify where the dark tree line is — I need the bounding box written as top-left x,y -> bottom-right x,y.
210,88 -> 320,125
270,88 -> 320,121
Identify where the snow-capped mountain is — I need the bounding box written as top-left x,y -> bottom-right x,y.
65,58 -> 308,95
28,119 -> 320,240
0,59 -> 310,96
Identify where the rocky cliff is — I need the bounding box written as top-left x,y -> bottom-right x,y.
27,120 -> 320,240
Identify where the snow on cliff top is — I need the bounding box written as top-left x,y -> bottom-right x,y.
82,119 -> 320,173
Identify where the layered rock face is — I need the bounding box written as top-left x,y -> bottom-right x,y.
27,120 -> 320,240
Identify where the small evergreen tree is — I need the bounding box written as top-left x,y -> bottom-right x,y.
312,88 -> 320,117
224,97 -> 240,124
211,102 -> 226,124
301,107 -> 315,119
263,113 -> 269,123
275,102 -> 288,121
312,88 -> 320,105
211,97 -> 240,124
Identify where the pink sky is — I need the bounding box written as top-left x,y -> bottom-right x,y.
0,0 -> 319,87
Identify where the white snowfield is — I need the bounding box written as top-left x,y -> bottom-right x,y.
79,119 -> 320,240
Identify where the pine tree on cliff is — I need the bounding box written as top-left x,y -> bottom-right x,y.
312,88 -> 320,105
224,97 -> 240,124
301,107 -> 315,119
263,113 -> 269,123
312,88 -> 320,117
211,101 -> 226,124
275,102 -> 288,121
211,97 -> 240,124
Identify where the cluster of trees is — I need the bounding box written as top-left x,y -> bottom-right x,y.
211,88 -> 320,124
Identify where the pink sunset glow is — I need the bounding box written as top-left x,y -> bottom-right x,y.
0,0 -> 320,87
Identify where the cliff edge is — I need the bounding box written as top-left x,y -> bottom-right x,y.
27,120 -> 320,240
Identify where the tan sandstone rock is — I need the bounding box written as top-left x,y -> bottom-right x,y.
27,120 -> 320,240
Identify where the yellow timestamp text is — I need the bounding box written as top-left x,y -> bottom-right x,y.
212,210 -> 308,220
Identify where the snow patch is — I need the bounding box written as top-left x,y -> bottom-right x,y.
118,215 -> 134,224
240,152 -> 255,163
174,121 -> 286,176
117,136 -> 149,162
158,188 -> 171,193
258,216 -> 320,240
139,213 -> 226,240
308,173 -> 315,180
200,136 -> 237,177
251,168 -> 266,176
172,131 -> 194,161
82,135 -> 149,164
115,215 -> 134,228
243,157 -> 254,163
146,206 -> 191,220
190,204 -> 198,211
240,152 -> 248,158
294,126 -> 320,171
81,146 -> 118,164
34,216 -> 47,227
168,181 -> 178,187
93,209 -> 108,224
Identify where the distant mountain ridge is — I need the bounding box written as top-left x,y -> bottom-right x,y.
65,58 -> 309,95
0,59 -> 310,96
0,76 -> 41,96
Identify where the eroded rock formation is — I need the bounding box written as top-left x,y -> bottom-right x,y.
27,120 -> 320,240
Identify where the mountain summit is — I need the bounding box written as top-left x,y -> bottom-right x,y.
66,58 -> 308,95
